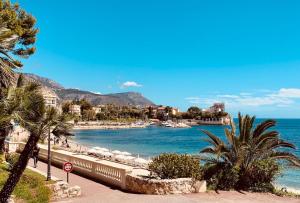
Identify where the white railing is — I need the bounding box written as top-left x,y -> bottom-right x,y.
10,142 -> 131,189
4,141 -> 22,153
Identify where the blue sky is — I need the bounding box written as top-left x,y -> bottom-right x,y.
17,0 -> 300,118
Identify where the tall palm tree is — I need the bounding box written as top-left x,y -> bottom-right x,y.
0,83 -> 72,201
200,113 -> 300,189
0,74 -> 25,153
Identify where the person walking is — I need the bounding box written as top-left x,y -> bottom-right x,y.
32,145 -> 40,168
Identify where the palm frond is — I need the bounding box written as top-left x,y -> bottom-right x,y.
252,119 -> 276,138
200,129 -> 224,146
270,151 -> 300,167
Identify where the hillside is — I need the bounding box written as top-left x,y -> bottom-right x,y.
22,73 -> 155,107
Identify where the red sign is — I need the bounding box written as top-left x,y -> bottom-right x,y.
63,162 -> 73,173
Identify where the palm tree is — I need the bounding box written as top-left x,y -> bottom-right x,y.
0,74 -> 26,153
0,83 -> 72,201
200,113 -> 300,190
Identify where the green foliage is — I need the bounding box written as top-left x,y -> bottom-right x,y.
0,0 -> 38,88
187,106 -> 202,118
0,153 -> 4,163
203,163 -> 239,190
0,163 -> 51,203
79,99 -> 92,112
238,159 -> 280,192
61,101 -> 71,114
200,113 -> 300,192
93,105 -> 145,121
5,152 -> 19,170
82,109 -> 96,121
149,153 -> 202,179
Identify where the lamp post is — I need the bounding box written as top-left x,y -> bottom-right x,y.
47,126 -> 51,181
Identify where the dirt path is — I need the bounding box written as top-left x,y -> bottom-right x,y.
28,159 -> 300,203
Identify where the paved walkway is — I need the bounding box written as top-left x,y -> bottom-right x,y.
28,159 -> 300,203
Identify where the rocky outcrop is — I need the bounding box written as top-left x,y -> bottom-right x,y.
125,175 -> 206,195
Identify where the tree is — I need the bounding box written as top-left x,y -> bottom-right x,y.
0,83 -> 44,201
61,101 -> 71,114
79,99 -> 92,112
82,109 -> 96,121
200,113 -> 300,191
0,0 -> 38,89
0,74 -> 25,153
187,106 -> 201,119
0,83 -> 71,201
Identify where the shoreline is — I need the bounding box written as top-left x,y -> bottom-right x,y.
66,139 -> 300,194
73,125 -> 148,130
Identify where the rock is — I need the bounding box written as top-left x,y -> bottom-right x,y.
125,175 -> 207,195
50,181 -> 81,200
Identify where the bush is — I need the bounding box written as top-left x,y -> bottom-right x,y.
5,152 -> 20,170
149,153 -> 202,179
202,162 -> 239,190
237,159 -> 280,192
0,153 -> 4,163
202,159 -> 281,192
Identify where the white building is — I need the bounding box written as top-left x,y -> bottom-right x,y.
92,106 -> 104,114
69,104 -> 81,115
40,88 -> 58,108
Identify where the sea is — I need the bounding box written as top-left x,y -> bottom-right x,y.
73,119 -> 300,191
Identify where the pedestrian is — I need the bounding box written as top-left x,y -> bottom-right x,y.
32,145 -> 40,168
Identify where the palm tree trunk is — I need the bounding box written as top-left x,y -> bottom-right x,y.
0,128 -> 10,154
0,133 -> 40,202
0,137 -> 5,154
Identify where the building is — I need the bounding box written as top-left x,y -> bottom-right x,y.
208,103 -> 225,113
92,106 -> 104,114
69,104 -> 81,115
171,108 -> 180,116
40,88 -> 58,108
149,106 -> 180,119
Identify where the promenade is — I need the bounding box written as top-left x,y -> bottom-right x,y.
28,160 -> 299,203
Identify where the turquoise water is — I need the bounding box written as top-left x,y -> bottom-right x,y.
73,119 -> 300,190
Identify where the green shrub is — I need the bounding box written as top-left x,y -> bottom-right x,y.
0,153 -> 4,163
237,159 -> 280,192
203,162 -> 240,190
149,153 -> 202,179
5,152 -> 20,170
202,159 -> 281,192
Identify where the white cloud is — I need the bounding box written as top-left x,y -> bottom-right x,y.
186,88 -> 300,108
121,81 -> 142,88
234,96 -> 293,107
275,88 -> 300,98
92,91 -> 101,95
240,92 -> 252,96
217,94 -> 240,99
185,97 -> 201,104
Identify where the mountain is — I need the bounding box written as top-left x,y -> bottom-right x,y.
22,73 -> 155,107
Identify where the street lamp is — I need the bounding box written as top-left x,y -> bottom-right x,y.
47,126 -> 51,181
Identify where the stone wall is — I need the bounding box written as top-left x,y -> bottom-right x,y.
125,175 -> 206,195
50,181 -> 81,201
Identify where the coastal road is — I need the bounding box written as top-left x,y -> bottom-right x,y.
28,160 -> 300,203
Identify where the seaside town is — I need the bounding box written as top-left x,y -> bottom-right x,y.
0,1 -> 300,203
42,87 -> 230,128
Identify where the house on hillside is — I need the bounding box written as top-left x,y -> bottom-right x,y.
69,104 -> 81,115
40,88 -> 58,108
208,103 -> 225,113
